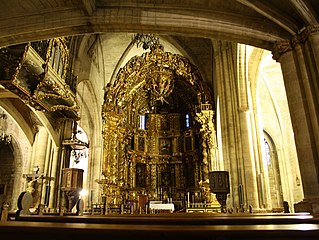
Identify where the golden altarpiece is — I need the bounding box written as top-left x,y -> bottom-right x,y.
100,42 -> 219,210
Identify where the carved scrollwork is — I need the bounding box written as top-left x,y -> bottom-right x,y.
0,38 -> 79,119
307,24 -> 319,35
273,24 -> 319,61
108,44 -> 205,110
101,41 -> 215,204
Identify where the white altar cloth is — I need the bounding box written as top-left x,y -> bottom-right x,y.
149,203 -> 175,212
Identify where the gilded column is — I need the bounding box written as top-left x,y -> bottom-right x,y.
196,108 -> 218,175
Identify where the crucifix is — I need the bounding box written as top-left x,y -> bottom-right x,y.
23,166 -> 42,192
22,166 -> 54,208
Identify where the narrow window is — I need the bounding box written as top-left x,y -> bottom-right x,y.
50,44 -> 56,67
264,139 -> 271,166
54,46 -> 61,72
185,113 -> 190,128
139,115 -> 146,130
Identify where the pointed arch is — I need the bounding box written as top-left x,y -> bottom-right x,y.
263,131 -> 283,209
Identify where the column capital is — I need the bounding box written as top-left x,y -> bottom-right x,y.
293,24 -> 319,45
272,24 -> 319,61
306,24 -> 319,35
272,40 -> 292,62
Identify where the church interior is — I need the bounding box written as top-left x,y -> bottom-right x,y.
1,0 -> 319,239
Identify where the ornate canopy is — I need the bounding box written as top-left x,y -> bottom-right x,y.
105,44 -> 212,115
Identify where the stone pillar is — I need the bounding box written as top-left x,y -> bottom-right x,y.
238,44 -> 273,210
238,109 -> 260,209
236,44 -> 260,210
87,144 -> 102,209
273,24 -> 319,213
32,127 -> 49,172
213,41 -> 260,210
48,146 -> 60,210
41,138 -> 52,205
25,127 -> 49,208
213,41 -> 240,208
49,118 -> 73,210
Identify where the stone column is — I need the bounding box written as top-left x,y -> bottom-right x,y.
213,41 -> 259,210
214,41 -> 240,208
235,44 -> 271,209
87,144 -> 102,209
25,126 -> 49,208
48,146 -> 60,210
273,24 -> 319,213
41,138 -> 52,205
32,127 -> 49,172
51,118 -> 73,210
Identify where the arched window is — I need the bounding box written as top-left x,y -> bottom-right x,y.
264,138 -> 271,166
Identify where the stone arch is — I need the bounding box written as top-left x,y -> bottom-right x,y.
0,136 -> 27,211
247,46 -> 301,210
263,131 -> 284,210
0,141 -> 14,208
77,79 -> 100,143
76,78 -> 103,202
248,47 -> 265,107
106,35 -> 194,87
0,101 -> 35,145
